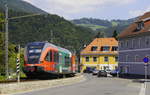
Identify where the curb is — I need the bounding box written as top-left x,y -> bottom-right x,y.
0,74 -> 85,94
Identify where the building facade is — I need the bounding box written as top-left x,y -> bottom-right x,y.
80,38 -> 118,72
118,12 -> 150,76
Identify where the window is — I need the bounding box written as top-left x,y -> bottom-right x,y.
146,37 -> 149,46
91,46 -> 98,51
85,57 -> 89,62
126,55 -> 129,62
65,56 -> 71,66
115,56 -> 118,62
120,41 -> 124,48
137,22 -> 144,30
101,46 -> 110,51
45,51 -> 52,62
104,56 -> 108,62
54,52 -> 59,63
135,55 -> 139,62
126,40 -> 129,48
112,46 -> 118,51
131,39 -> 134,49
93,57 -> 97,62
139,38 -> 141,48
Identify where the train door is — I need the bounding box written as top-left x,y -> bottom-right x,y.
44,50 -> 52,71
58,53 -> 63,73
53,51 -> 59,72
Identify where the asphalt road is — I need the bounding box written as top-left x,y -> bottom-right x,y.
14,74 -> 142,95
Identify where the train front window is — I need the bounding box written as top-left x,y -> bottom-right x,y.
28,53 -> 41,64
27,43 -> 44,64
29,49 -> 42,53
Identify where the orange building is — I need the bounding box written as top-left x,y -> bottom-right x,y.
80,38 -> 118,72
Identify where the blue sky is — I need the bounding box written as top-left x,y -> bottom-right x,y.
24,0 -> 150,20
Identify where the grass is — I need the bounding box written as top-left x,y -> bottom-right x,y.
111,21 -> 118,26
0,76 -> 7,81
77,24 -> 107,31
0,72 -> 27,81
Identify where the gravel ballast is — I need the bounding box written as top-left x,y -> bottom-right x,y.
0,74 -> 85,94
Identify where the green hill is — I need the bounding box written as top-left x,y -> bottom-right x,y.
72,18 -> 137,36
0,12 -> 94,53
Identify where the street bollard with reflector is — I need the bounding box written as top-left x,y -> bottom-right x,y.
15,45 -> 20,83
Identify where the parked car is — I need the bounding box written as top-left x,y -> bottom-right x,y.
92,69 -> 99,75
110,69 -> 119,77
105,69 -> 112,74
97,70 -> 107,77
83,67 -> 94,73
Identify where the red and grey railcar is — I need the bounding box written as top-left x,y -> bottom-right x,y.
23,42 -> 76,78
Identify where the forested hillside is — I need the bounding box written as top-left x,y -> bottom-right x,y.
0,0 -> 46,14
0,7 -> 95,51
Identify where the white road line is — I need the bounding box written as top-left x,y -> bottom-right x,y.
139,83 -> 146,95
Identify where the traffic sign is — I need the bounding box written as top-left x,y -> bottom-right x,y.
143,57 -> 149,63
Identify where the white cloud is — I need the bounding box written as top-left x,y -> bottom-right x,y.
129,6 -> 150,17
23,0 -> 136,19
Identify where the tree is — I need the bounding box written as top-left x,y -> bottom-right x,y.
0,12 -> 5,75
95,31 -> 105,38
0,12 -> 4,32
112,30 -> 118,40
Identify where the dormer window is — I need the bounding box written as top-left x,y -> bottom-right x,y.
137,22 -> 144,30
91,46 -> 98,51
101,46 -> 110,51
112,46 -> 118,51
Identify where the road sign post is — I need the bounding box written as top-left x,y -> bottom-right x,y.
143,57 -> 149,88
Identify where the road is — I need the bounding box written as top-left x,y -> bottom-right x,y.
14,74 -> 143,95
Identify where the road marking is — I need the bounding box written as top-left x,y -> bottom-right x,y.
139,83 -> 146,95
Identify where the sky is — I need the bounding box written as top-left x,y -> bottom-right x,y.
23,0 -> 150,20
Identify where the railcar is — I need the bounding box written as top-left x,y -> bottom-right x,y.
23,42 -> 76,78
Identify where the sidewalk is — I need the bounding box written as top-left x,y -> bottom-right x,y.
146,80 -> 150,95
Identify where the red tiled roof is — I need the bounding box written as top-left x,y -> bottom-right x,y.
118,12 -> 150,38
80,38 -> 118,55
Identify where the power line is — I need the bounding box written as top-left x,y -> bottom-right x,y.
8,14 -> 42,20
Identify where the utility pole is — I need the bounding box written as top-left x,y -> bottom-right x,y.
5,4 -> 9,78
3,8 -> 43,79
50,30 -> 53,43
